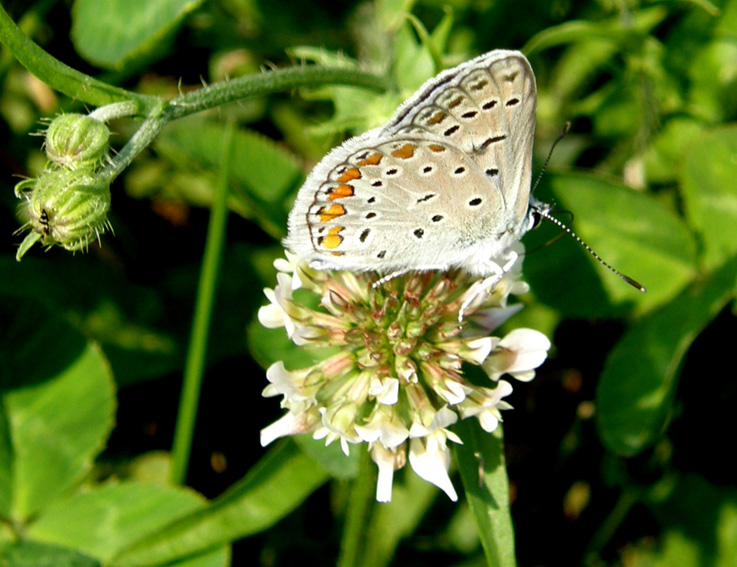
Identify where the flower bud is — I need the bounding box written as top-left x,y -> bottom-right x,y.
16,168 -> 111,260
45,113 -> 110,170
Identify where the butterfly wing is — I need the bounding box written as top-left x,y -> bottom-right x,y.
385,50 -> 537,229
285,134 -> 503,273
285,50 -> 537,275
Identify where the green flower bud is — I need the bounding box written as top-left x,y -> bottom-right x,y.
44,113 -> 110,170
15,168 -> 111,260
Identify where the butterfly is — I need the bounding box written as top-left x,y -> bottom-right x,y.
284,50 -> 549,285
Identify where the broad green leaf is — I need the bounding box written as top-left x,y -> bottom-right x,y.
111,441 -> 329,567
597,254 -> 737,455
71,0 -> 204,70
0,540 -> 101,567
687,41 -> 737,122
393,20 -> 435,95
682,126 -> 737,270
455,421 -> 516,567
295,435 -> 360,481
0,4 -> 152,109
28,482 -> 218,564
0,297 -> 115,520
524,174 -> 697,317
0,256 -> 179,388
643,474 -> 737,567
644,117 -> 706,184
157,118 -> 303,238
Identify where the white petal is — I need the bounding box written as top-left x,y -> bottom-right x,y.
500,328 -> 551,354
371,447 -> 397,503
442,380 -> 468,405
260,413 -> 302,446
264,361 -> 314,402
478,411 -> 501,433
510,370 -> 536,382
369,377 -> 399,405
408,438 -> 458,501
463,337 -> 495,364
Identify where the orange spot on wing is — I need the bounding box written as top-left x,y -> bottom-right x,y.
357,152 -> 382,166
321,226 -> 344,249
318,204 -> 347,223
427,111 -> 447,125
428,144 -> 446,152
338,168 -> 361,183
391,144 -> 416,159
328,184 -> 355,201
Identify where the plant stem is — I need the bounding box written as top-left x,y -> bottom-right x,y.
338,448 -> 377,567
170,121 -> 235,486
165,65 -> 389,121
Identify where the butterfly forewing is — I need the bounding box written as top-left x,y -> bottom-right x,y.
285,50 -> 537,278
385,50 -> 536,225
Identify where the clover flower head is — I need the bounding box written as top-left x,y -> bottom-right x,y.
258,249 -> 550,502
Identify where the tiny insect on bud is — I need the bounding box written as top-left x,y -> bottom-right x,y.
44,113 -> 110,170
15,168 -> 111,260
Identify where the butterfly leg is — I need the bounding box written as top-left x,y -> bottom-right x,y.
458,251 -> 519,321
372,265 -> 453,288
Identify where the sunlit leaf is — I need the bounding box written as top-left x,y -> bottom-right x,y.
0,298 -> 115,520
682,126 -> 737,269
71,0 -> 205,70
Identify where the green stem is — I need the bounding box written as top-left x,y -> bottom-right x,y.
584,487 -> 638,563
100,65 -> 388,183
338,448 -> 377,567
170,121 -> 235,486
0,4 -> 158,111
165,65 -> 389,120
101,101 -> 168,180
455,420 -> 517,567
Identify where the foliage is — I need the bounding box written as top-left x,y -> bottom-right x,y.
1,0 -> 736,566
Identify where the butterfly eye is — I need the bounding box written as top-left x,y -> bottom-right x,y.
529,208 -> 542,229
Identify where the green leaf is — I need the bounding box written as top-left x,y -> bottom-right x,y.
294,435 -> 360,481
524,174 -> 697,318
393,20 -> 435,95
687,41 -> 737,122
524,6 -> 667,55
27,482 -> 219,564
111,441 -> 329,567
71,0 -> 205,70
682,125 -> 737,269
596,253 -> 737,455
0,540 -> 101,567
644,117 -> 706,184
157,118 -> 303,238
455,421 -> 516,567
0,256 -> 180,388
0,4 -> 153,109
0,297 -> 115,520
641,474 -> 737,567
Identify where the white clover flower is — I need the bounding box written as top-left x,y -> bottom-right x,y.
258,251 -> 550,502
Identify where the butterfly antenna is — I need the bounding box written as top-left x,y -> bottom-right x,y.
539,207 -> 646,293
531,122 -> 571,195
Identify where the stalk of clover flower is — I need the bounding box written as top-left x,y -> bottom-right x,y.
258,245 -> 550,502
